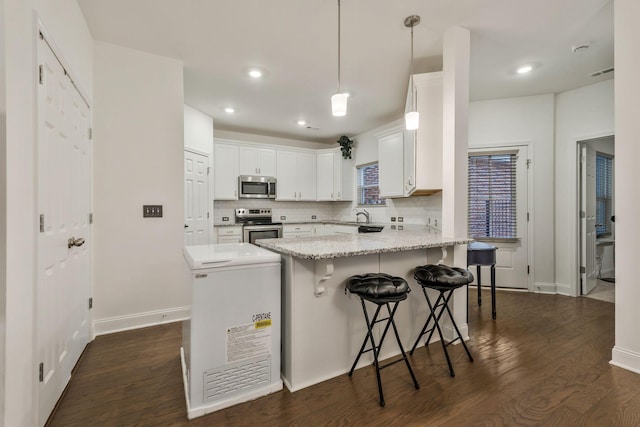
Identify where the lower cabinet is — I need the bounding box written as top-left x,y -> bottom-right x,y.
216,226 -> 243,244
282,224 -> 314,238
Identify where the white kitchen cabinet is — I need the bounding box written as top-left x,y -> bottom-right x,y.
333,224 -> 358,235
216,225 -> 242,243
283,224 -> 314,238
276,150 -> 316,201
214,143 -> 239,200
407,72 -> 443,195
317,149 -> 354,201
378,72 -> 442,198
238,146 -> 276,177
377,127 -> 406,198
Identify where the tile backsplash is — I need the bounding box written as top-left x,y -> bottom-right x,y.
214,194 -> 442,228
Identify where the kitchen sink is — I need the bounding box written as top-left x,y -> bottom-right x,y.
358,225 -> 384,233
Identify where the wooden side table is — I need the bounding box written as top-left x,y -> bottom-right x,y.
467,242 -> 497,319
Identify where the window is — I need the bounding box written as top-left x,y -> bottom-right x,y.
468,153 -> 517,240
357,163 -> 385,206
596,153 -> 613,236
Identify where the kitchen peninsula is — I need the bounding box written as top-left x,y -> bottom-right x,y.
256,225 -> 472,392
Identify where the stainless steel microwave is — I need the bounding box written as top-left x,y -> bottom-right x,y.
238,175 -> 277,199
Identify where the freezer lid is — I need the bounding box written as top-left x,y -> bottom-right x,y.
183,243 -> 281,270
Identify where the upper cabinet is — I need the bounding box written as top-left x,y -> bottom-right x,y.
239,146 -> 276,177
378,71 -> 443,198
214,143 -> 239,200
317,149 -> 354,201
411,72 -> 443,195
276,150 -> 317,201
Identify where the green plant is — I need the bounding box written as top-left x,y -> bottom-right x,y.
337,135 -> 353,159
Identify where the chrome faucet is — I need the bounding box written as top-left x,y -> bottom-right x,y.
355,209 -> 370,224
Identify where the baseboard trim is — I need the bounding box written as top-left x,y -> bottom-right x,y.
93,306 -> 191,337
611,346 -> 640,374
533,282 -> 559,295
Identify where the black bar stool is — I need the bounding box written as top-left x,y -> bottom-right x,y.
346,273 -> 420,407
410,264 -> 474,377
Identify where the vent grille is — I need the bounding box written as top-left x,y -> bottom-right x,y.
590,67 -> 614,77
203,356 -> 271,402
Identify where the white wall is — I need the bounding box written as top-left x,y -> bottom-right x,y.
555,80 -> 614,296
4,0 -> 92,425
469,94 -> 555,289
611,0 -> 640,374
92,41 -> 188,335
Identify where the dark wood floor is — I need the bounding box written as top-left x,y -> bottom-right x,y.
48,291 -> 640,426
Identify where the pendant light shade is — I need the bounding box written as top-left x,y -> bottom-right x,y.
332,93 -> 348,116
331,0 -> 347,117
404,15 -> 420,130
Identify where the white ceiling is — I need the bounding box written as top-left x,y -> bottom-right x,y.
77,0 -> 614,143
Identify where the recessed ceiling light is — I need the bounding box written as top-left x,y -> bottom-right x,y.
224,107 -> 235,114
517,65 -> 533,74
248,69 -> 263,78
297,120 -> 307,126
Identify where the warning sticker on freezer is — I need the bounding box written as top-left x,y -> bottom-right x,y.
226,323 -> 271,364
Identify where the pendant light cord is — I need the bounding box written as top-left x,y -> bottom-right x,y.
410,21 -> 415,111
337,0 -> 341,93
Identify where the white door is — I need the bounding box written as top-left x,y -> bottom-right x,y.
581,144 -> 598,294
37,36 -> 92,425
185,149 -> 210,246
469,147 -> 529,289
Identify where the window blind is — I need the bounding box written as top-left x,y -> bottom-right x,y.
357,163 -> 385,206
468,154 -> 517,239
595,153 -> 613,236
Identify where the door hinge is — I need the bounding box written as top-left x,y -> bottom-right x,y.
40,214 -> 45,233
527,212 -> 530,222
38,65 -> 44,85
580,211 -> 586,219
39,363 -> 44,382
580,266 -> 586,274
88,127 -> 93,140
526,159 -> 532,168
89,297 -> 93,310
207,212 -> 210,219
527,265 -> 530,275
89,213 -> 93,224
207,167 -> 211,175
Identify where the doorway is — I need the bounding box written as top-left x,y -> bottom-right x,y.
578,136 -> 615,302
184,148 -> 211,245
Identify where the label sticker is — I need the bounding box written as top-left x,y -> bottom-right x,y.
226,321 -> 272,364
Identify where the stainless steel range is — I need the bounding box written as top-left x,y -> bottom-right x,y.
235,208 -> 283,244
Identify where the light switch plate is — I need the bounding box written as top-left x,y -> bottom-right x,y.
143,205 -> 163,218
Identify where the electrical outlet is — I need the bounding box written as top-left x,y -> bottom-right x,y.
398,217 -> 404,222
398,225 -> 404,230
312,215 -> 317,219
280,216 -> 286,220
391,217 -> 396,222
143,205 -> 163,218
391,225 -> 396,230
222,217 -> 229,221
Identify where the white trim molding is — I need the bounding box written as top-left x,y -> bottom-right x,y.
93,306 -> 191,337
611,346 -> 640,375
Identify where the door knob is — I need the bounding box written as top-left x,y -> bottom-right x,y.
68,237 -> 85,248
184,224 -> 189,228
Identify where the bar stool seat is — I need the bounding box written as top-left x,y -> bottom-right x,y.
410,264 -> 474,377
346,273 -> 419,406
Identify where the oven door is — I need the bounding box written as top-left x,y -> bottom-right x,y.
243,226 -> 283,244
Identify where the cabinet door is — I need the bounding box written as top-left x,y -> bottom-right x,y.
317,152 -> 335,201
276,150 -> 297,200
257,148 -> 276,176
296,152 -> 317,201
403,129 -> 416,196
378,132 -> 405,198
334,152 -> 354,201
238,146 -> 259,176
214,144 -> 239,200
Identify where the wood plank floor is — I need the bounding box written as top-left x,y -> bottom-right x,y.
48,290 -> 640,426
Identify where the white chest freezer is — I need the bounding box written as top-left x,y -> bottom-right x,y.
181,243 -> 282,419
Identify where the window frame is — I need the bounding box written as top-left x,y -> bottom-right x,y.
356,162 -> 386,207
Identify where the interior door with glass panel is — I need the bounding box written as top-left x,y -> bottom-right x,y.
468,147 -> 529,288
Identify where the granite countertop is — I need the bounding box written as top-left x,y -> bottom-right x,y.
255,225 -> 471,260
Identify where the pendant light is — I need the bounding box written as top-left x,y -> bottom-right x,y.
404,15 -> 420,130
331,0 -> 347,116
